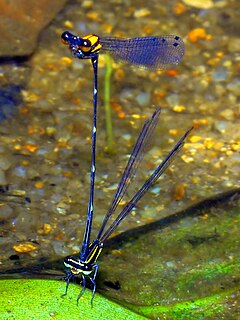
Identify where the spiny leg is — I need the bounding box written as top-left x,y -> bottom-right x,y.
62,270 -> 73,297
90,264 -> 99,306
77,275 -> 86,305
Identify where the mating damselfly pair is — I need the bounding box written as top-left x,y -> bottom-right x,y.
61,31 -> 191,304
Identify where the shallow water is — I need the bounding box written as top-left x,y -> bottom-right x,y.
0,1 -> 239,318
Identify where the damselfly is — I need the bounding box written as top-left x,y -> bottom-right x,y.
63,107 -> 192,304
61,31 -> 185,251
61,31 -> 185,69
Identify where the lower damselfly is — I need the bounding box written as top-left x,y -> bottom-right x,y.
61,31 -> 185,256
63,107 -> 192,304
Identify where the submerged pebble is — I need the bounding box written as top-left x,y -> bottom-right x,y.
214,121 -> 229,133
211,68 -> 228,82
135,92 -> 151,107
13,166 -> 26,178
0,204 -> 13,220
166,93 -> 179,107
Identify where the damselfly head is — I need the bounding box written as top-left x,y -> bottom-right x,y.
61,31 -> 73,45
61,31 -> 102,60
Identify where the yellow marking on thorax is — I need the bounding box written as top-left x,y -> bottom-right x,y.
70,267 -> 83,275
81,34 -> 101,53
86,243 -> 103,264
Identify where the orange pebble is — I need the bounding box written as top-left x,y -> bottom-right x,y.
71,97 -> 81,104
146,160 -> 155,170
34,181 -> 44,189
173,2 -> 187,15
19,106 -> 30,114
166,69 -> 178,77
28,126 -> 45,135
193,118 -> 207,128
118,111 -> 126,119
152,89 -> 167,104
188,28 -> 209,43
54,231 -> 65,241
112,101 -> 123,113
142,26 -> 154,35
23,144 -> 38,153
63,171 -> 72,177
173,183 -> 186,201
114,68 -> 125,81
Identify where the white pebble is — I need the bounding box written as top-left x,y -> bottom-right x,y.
182,0 -> 214,9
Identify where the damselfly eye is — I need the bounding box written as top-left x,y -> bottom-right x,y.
61,31 -> 72,45
82,39 -> 91,47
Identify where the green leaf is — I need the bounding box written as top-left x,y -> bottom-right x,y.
0,279 -> 148,320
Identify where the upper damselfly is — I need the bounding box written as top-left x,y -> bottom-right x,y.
63,107 -> 193,304
61,31 -> 185,69
61,33 -> 185,271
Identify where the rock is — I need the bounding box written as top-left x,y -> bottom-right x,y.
0,0 -> 68,57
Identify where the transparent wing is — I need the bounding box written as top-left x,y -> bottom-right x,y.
100,36 -> 185,69
99,126 -> 193,242
97,108 -> 161,240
